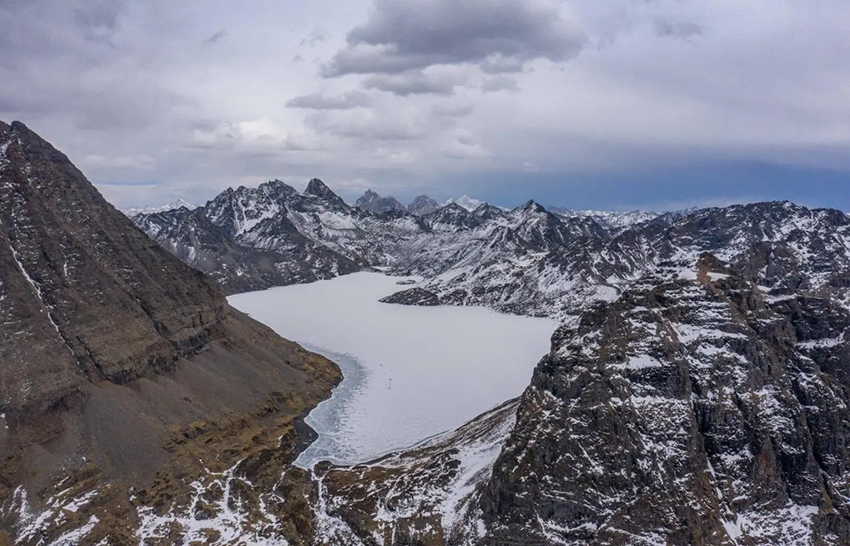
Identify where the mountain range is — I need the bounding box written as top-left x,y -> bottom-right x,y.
3,122 -> 850,545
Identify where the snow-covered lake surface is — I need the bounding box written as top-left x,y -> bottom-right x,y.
228,272 -> 556,467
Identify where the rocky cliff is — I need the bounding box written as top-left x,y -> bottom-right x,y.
0,121 -> 341,545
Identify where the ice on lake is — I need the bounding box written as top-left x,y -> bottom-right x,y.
228,272 -> 556,467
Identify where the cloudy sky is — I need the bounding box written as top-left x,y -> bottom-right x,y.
2,0 -> 849,210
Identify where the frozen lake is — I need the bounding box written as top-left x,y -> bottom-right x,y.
228,273 -> 556,467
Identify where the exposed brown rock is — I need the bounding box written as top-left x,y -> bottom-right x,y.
0,121 -> 340,544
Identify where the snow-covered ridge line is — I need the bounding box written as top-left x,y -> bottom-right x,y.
120,199 -> 196,218
133,182 -> 850,324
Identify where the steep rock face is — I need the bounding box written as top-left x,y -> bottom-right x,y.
481,256 -> 850,545
0,120 -> 227,416
0,121 -> 341,546
355,190 -> 406,214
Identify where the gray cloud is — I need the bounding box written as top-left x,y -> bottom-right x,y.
480,54 -> 528,74
1,0 -> 849,211
204,29 -> 227,45
481,75 -> 520,93
362,71 -> 462,96
431,102 -> 475,118
287,91 -> 373,109
74,0 -> 125,42
317,117 -> 427,141
653,18 -> 704,40
300,28 -> 330,47
323,0 -> 585,76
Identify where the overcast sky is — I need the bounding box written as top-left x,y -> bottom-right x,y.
2,0 -> 849,210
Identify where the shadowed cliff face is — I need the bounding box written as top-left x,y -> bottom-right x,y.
0,121 -> 341,545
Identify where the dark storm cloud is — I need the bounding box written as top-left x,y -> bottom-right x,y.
653,17 -> 704,40
286,91 -> 373,109
362,72 -> 461,96
322,0 -> 585,76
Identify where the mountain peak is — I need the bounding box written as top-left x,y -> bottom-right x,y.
408,194 -> 440,216
445,195 -> 484,211
355,189 -> 406,214
516,199 -> 546,213
305,178 -> 347,208
259,178 -> 298,197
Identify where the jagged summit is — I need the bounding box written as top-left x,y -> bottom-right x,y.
355,189 -> 406,214
305,177 -> 347,208
513,199 -> 546,213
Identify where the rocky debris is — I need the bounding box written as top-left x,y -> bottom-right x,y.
355,190 -> 407,214
407,194 -> 440,216
0,121 -> 341,545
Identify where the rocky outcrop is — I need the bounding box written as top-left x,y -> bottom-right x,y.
379,287 -> 440,306
0,121 -> 341,545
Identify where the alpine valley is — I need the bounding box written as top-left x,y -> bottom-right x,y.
3,121 -> 850,545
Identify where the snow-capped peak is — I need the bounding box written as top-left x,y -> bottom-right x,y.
549,207 -> 658,230
445,195 -> 484,211
121,199 -> 196,218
